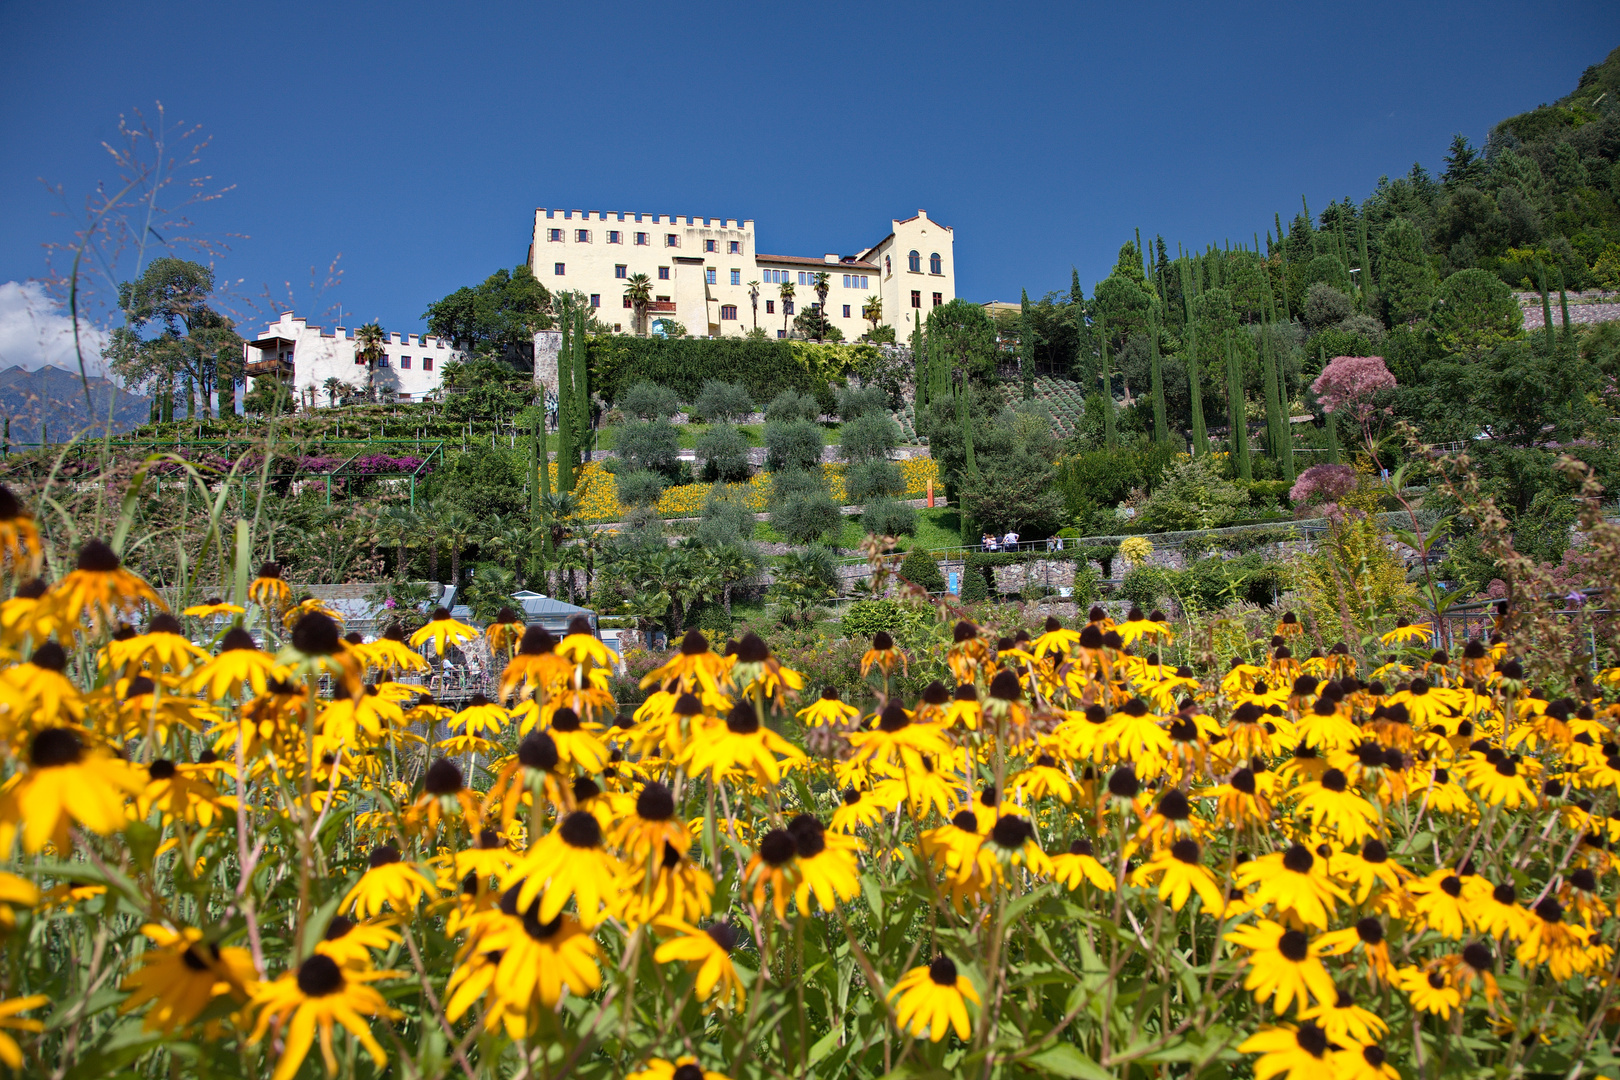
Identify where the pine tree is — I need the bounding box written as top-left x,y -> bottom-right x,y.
1148,307 -> 1168,445
556,309 -> 575,494
1226,331 -> 1252,481
1019,289 -> 1035,400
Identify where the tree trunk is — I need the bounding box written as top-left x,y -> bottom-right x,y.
450,546 -> 461,588
396,541 -> 407,579
429,543 -> 440,583
723,583 -> 732,618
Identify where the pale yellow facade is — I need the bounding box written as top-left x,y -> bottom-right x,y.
527,208 -> 954,340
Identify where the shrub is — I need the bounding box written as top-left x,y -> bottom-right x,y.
697,488 -> 756,546
766,389 -> 821,423
610,419 -> 681,479
960,561 -> 989,601
695,424 -> 752,483
615,470 -> 667,509
1117,565 -> 1176,610
1137,454 -> 1250,531
617,380 -> 681,420
898,548 -> 945,592
769,468 -> 825,506
836,384 -> 888,421
691,379 -> 754,423
860,498 -> 916,539
839,412 -> 900,464
771,490 -> 842,543
844,459 -> 904,502
840,599 -> 908,639
765,419 -> 824,473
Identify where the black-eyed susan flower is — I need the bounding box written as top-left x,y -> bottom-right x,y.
409,606 -> 478,657
888,955 -> 978,1043
248,953 -> 398,1080
542,705 -> 611,772
1204,766 -> 1273,828
51,543 -> 168,636
1051,837 -> 1116,892
1395,964 -> 1461,1018
847,702 -> 951,770
499,625 -> 570,701
972,813 -> 1051,883
181,596 -> 243,619
247,562 -> 292,611
797,686 -> 858,728
1236,1022 -> 1335,1080
831,786 -> 883,833
1319,916 -> 1394,984
653,917 -> 747,1010
1132,838 -> 1225,913
1117,607 -> 1173,648
6,640 -> 83,725
860,630 -> 907,679
1515,895 -> 1592,980
1234,844 -> 1349,930
1225,920 -> 1338,1014
878,752 -> 959,819
136,758 -> 225,827
1379,619 -> 1430,647
680,700 -> 803,785
353,623 -> 429,676
940,683 -> 982,731
1332,1043 -> 1398,1080
105,612 -> 208,676
512,810 -> 623,928
1299,991 -> 1388,1046
118,924 -> 255,1032
343,845 -> 437,918
316,915 -> 402,970
1408,868 -> 1475,940
1030,614 -> 1080,659
409,758 -> 481,834
557,614 -> 617,668
946,620 -> 992,684
485,606 -> 525,656
0,485 -> 42,578
1293,768 -> 1380,844
188,627 -> 284,699
642,629 -> 731,696
11,727 -> 144,852
742,827 -> 800,920
620,841 -> 715,927
481,885 -> 602,1022
278,610 -> 361,696
627,1057 -> 731,1080
484,730 -> 561,830
0,994 -> 48,1070
615,780 -> 689,862
451,693 -> 508,739
0,577 -> 58,645
787,814 -> 860,912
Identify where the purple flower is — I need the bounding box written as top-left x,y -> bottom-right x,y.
384,597 -> 397,609
1312,356 -> 1396,425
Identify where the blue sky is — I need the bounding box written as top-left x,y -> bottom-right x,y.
2,1 -> 1616,350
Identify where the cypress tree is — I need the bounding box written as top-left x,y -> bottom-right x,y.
572,306 -> 590,465
1318,345 -> 1340,465
1148,307 -> 1168,445
958,380 -> 978,542
556,308 -> 575,494
1019,289 -> 1034,400
912,309 -> 927,412
1357,218 -> 1377,313
1261,316 -> 1286,477
1226,331 -> 1252,480
1183,259 -> 1208,456
1558,270 -> 1574,356
539,408 -> 553,559
1099,313 -> 1117,450
1275,212 -> 1293,322
528,416 -> 543,580
1537,264 -> 1556,355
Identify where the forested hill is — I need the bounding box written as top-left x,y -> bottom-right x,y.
0,365 -> 151,443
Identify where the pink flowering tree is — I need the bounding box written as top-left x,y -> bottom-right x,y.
1289,463 -> 1360,523
1312,355 -> 1396,458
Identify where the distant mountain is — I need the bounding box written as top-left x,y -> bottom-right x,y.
0,365 -> 151,444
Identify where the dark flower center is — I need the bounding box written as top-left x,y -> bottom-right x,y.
1229,768 -> 1256,795
735,632 -> 770,662
77,539 -> 121,572
705,922 -> 738,952
789,814 -> 826,858
1535,896 -> 1563,924
30,642 -> 67,672
1320,769 -> 1348,793
989,815 -> 1033,850
518,732 -> 559,770
672,1066 -> 704,1080
572,777 -> 600,802
673,693 -> 703,716
1492,883 -> 1516,905
30,727 -> 82,768
1107,767 -> 1139,798
369,844 -> 401,868
1277,929 -> 1309,962
1068,838 -> 1095,857
1170,839 -> 1200,864
296,953 -> 345,997
1296,1020 -> 1327,1057
878,703 -> 910,732
758,828 -> 796,867
1570,868 -> 1597,892
325,916 -> 355,940
1462,942 -> 1492,970
290,612 -> 341,656
550,707 -> 582,732
842,787 -> 862,806
1157,789 -> 1190,820
727,702 -> 761,734
519,626 -> 556,654
1363,1045 -> 1386,1067
680,629 -> 711,655
637,782 -> 675,821
1356,917 -> 1384,945
559,811 -> 602,849
148,759 -> 176,781
1361,839 -> 1388,863
180,945 -> 213,972
1440,876 -> 1462,898
424,759 -> 464,795
953,621 -> 978,643
870,631 -> 894,652
1282,845 -> 1314,874
951,810 -> 978,831
928,955 -> 958,985
221,627 -> 258,652
988,670 -> 1022,701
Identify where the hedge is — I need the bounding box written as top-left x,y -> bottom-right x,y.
589,337 -> 877,405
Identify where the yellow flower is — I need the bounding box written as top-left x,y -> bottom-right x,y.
888,955 -> 979,1042
787,814 -> 861,913
409,607 -> 478,656
11,727 -> 144,852
119,924 -> 255,1032
1395,964 -> 1461,1018
248,562 -> 292,611
1225,920 -> 1337,1014
1236,1022 -> 1336,1080
796,686 -> 859,727
679,701 -> 804,785
510,811 -> 623,929
1050,837 -> 1116,892
0,485 -> 43,578
189,627 -> 287,699
652,917 -> 747,1010
0,995 -> 49,1070
627,1057 -> 732,1080
248,955 -> 399,1080
342,846 -> 438,918
1130,839 -> 1225,913
1379,619 -> 1430,646
47,539 -> 164,636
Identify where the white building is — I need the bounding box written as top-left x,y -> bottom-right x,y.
527,208 -> 955,341
243,312 -> 462,408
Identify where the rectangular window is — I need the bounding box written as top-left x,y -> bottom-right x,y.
634,232 -> 648,245
554,262 -> 566,276
911,290 -> 921,308
658,266 -> 670,280
730,269 -> 741,286
705,268 -> 717,285
721,304 -> 738,320
400,356 -> 412,369
575,229 -> 591,243
378,355 -> 390,368
422,356 -> 433,371
766,300 -> 774,314
590,294 -> 601,308
797,272 -> 807,286
861,275 -> 869,289
623,295 -> 633,308
665,234 -> 679,247
777,329 -> 785,338
842,304 -> 851,318
728,240 -> 740,254
785,300 -> 795,315
547,228 -> 562,242
842,275 -> 850,288
933,292 -> 943,307
608,230 -> 622,244
704,239 -> 716,252
615,264 -> 627,279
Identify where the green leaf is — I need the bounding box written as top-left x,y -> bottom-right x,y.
1022,1044 -> 1113,1079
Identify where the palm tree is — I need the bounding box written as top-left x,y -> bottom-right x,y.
379,504 -> 418,579
769,547 -> 837,625
355,322 -> 386,400
710,543 -> 759,619
812,272 -> 831,341
321,376 -> 347,408
554,543 -> 589,604
417,499 -> 446,582
747,280 -> 760,332
623,274 -> 653,337
778,281 -> 795,336
438,505 -> 479,589
862,295 -> 883,337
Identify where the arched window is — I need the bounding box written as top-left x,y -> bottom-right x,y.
908,250 -> 921,272
885,255 -> 891,276
929,252 -> 942,274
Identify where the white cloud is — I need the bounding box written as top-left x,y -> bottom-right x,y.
0,280 -> 113,378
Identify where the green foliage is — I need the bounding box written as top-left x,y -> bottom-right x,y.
838,412 -> 900,464
696,487 -> 756,547
768,544 -> 839,620
839,599 -> 923,640
960,561 -> 989,601
108,257 -> 242,419
690,379 -> 754,422
694,424 -> 752,482
432,444 -> 526,521
1513,485 -> 1578,566
1137,453 -> 1251,531
462,563 -> 524,621
240,377 -> 292,417
618,380 -> 681,420
422,263 -> 552,365
766,390 -> 821,423
615,470 -> 667,509
764,418 -> 824,473
610,419 -> 681,479
1178,551 -> 1286,612
844,459 -> 904,502
923,299 -> 998,394
1432,268 -> 1524,359
835,384 -> 888,421
588,336 -> 823,405
771,489 -> 842,544
859,498 -> 915,540
898,547 -> 945,592
1117,565 -> 1176,610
